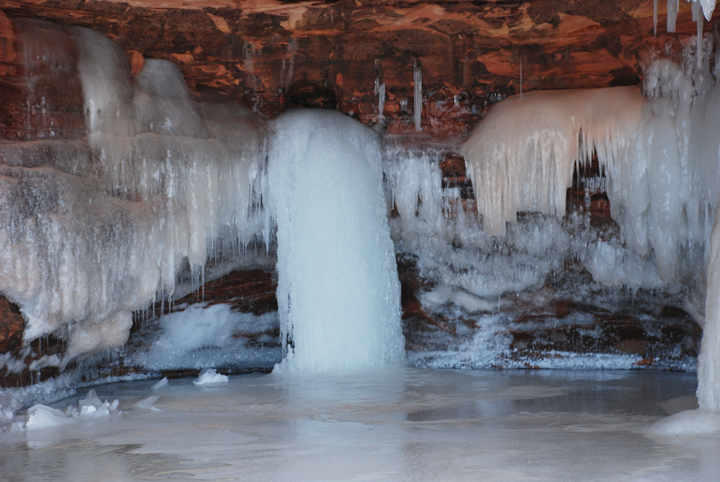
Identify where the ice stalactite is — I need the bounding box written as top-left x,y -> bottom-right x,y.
0,25 -> 266,365
413,62 -> 423,131
699,0 -> 717,20
384,145 -> 574,298
461,35 -> 720,412
654,0 -> 658,36
667,0 -> 679,32
693,0 -> 705,70
461,86 -> 646,238
375,76 -> 386,123
268,110 -> 405,372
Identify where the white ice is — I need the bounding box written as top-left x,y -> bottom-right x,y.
194,368 -> 228,386
414,62 -> 423,131
127,303 -> 280,371
267,110 -> 405,372
0,24 -> 267,366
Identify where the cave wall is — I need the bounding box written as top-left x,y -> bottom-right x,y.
0,2 -> 715,384
2,0 -> 717,139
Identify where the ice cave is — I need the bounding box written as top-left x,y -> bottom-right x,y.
1,0 -> 720,480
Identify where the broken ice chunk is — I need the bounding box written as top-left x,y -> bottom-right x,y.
194,368 -> 229,386
26,405 -> 72,430
134,394 -> 161,409
151,377 -> 169,392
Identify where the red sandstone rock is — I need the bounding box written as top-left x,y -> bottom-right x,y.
0,16 -> 86,140
2,1 -> 717,139
0,296 -> 24,356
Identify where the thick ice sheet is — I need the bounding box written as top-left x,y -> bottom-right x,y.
1,368 -> 716,482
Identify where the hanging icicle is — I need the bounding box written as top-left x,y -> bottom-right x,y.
694,0 -> 704,70
654,0 -> 658,36
374,76 -> 386,123
699,0 -> 717,21
413,61 -> 423,132
667,0 -> 679,32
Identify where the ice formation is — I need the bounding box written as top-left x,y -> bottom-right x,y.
375,76 -> 386,123
459,36 -> 720,411
24,388 -> 119,431
699,205 -> 720,411
413,62 -> 423,131
126,303 -> 280,371
0,25 -> 266,364
194,368 -> 229,386
268,110 -> 405,372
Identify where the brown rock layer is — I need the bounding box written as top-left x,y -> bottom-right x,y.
0,13 -> 86,140
0,296 -> 24,356
3,1 -> 718,139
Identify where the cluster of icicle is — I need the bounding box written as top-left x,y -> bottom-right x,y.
461,36 -> 720,289
458,36 -> 720,411
0,24 -> 267,365
661,0 -> 716,34
660,0 -> 715,71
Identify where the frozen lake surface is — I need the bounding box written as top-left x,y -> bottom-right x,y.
1,367 -> 718,482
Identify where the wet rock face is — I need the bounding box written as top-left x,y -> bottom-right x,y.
0,16 -> 86,140
0,297 -> 24,356
2,1 -> 716,139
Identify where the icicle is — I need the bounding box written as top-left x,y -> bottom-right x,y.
519,57 -> 523,97
374,76 -> 386,123
654,0 -> 658,36
667,0 -> 679,32
413,61 -> 423,132
700,0 -> 717,21
695,0 -> 704,71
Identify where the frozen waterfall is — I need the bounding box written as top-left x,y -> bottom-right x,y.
268,110 -> 405,372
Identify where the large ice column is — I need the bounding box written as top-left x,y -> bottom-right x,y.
268,110 -> 405,372
0,25 -> 265,364
700,205 -> 720,411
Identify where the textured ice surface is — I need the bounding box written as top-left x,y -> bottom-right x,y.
126,303 -> 280,372
0,26 -> 266,365
1,369 -> 717,481
268,110 -> 405,372
461,58 -> 720,288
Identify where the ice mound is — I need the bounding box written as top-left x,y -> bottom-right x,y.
194,368 -> 229,386
25,388 -> 120,431
648,409 -> 720,435
126,303 -> 280,372
25,405 -> 72,431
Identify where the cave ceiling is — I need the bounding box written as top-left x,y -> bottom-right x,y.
1,0 -> 718,138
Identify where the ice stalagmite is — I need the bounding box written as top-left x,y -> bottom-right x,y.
268,110 -> 405,372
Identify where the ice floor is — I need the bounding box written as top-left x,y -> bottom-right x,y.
1,367 -> 718,482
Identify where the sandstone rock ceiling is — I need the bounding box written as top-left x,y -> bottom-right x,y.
2,0 -> 718,138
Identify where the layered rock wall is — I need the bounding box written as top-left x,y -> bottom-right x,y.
3,1 -> 716,138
